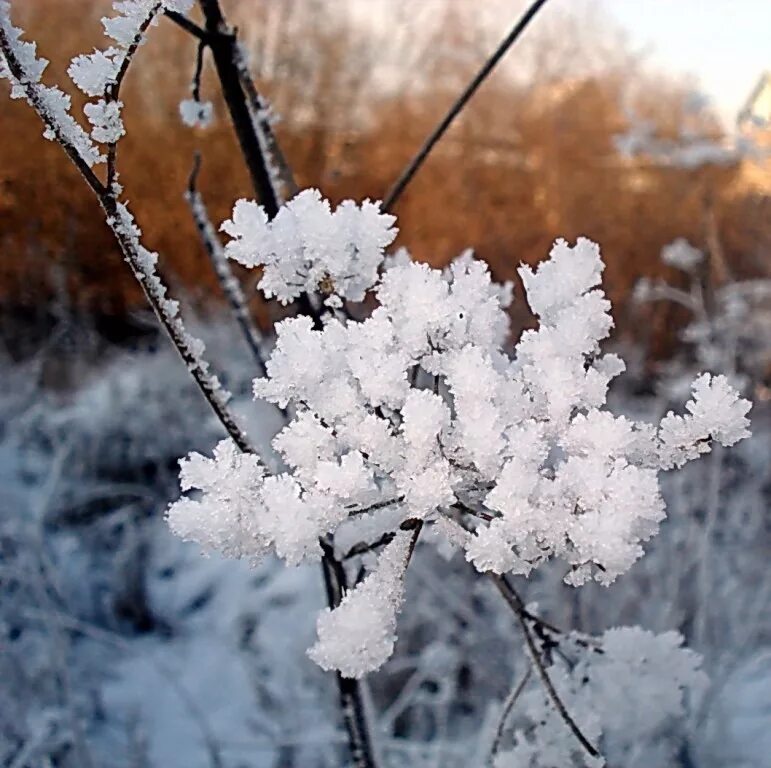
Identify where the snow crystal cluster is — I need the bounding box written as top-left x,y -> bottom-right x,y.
167,190 -> 751,677
221,189 -> 397,304
494,627 -> 708,768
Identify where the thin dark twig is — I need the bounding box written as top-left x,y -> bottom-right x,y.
490,665 -> 532,762
382,0 -> 550,211
343,531 -> 395,561
451,502 -> 496,522
344,517 -> 423,560
185,154 -> 268,378
164,8 -> 208,40
490,574 -> 601,759
106,0 -> 164,190
191,37 -> 206,102
346,496 -> 404,516
110,2 -> 164,98
319,540 -> 379,768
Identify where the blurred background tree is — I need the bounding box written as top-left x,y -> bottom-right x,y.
1,0 -> 769,365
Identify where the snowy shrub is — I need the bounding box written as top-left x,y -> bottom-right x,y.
636,237 -> 771,394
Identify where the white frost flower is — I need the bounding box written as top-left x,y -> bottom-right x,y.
658,373 -> 751,468
220,189 -> 397,303
179,97 -> 213,128
166,439 -> 269,561
84,98 -> 125,143
68,48 -> 121,96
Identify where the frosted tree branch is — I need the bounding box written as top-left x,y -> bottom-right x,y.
105,1 -> 164,190
185,153 -> 268,378
491,574 -> 602,760
0,5 -> 255,456
489,664 -> 532,763
164,7 -> 207,40
233,42 -> 298,205
197,0 -> 282,217
319,539 -> 379,768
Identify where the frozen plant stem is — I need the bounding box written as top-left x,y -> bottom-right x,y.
320,541 -> 378,768
490,665 -> 532,763
0,23 -> 253,455
185,153 -> 268,379
490,574 -> 601,760
105,0 -> 163,191
196,0 -> 281,216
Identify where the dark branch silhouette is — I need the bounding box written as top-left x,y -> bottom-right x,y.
382,0 -> 550,212
197,0 -> 282,217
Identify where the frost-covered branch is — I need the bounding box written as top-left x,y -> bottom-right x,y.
490,665 -> 532,764
0,0 -> 255,455
105,1 -> 163,187
233,42 -> 298,206
491,574 -> 601,760
185,154 -> 268,378
382,0 -> 549,211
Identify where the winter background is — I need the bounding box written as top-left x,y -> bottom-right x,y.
1,1 -> 770,767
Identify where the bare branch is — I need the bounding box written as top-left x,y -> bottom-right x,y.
191,37 -> 206,102
344,517 -> 422,562
110,2 -> 164,100
382,0 -> 550,212
106,1 -> 164,191
197,0 -> 282,217
490,574 -> 601,760
164,8 -> 208,40
343,531 -> 395,561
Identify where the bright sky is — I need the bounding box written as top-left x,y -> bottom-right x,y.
603,0 -> 770,127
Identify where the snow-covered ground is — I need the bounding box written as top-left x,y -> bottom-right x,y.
1,323 -> 768,767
